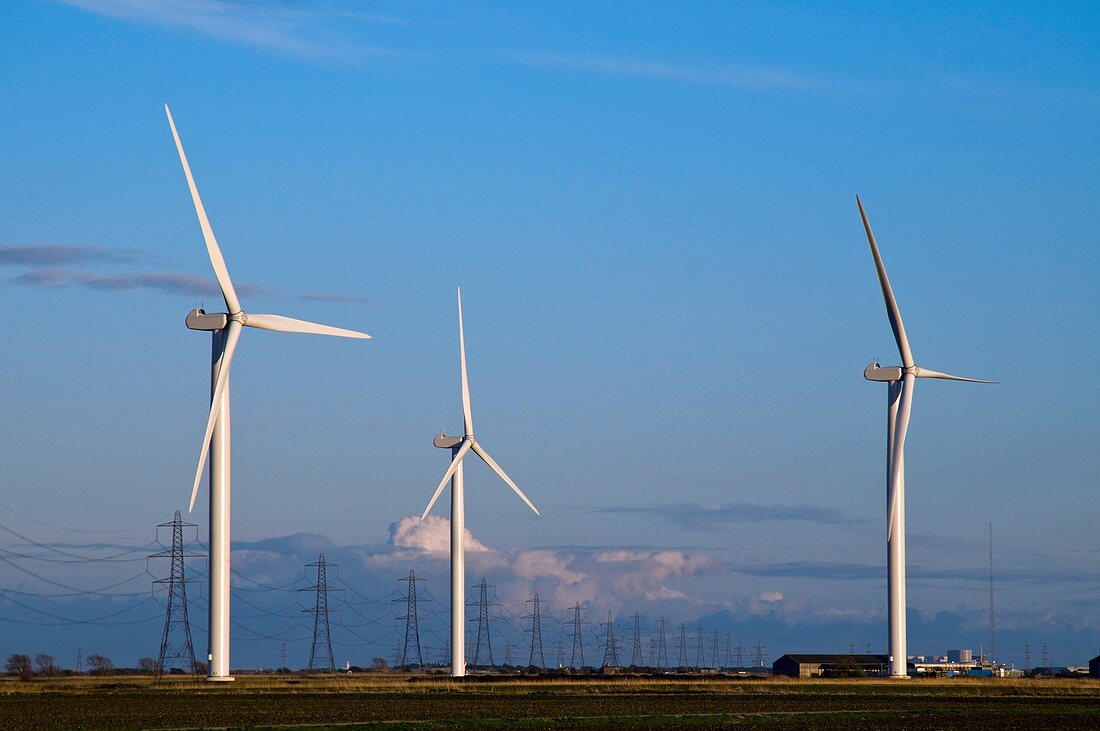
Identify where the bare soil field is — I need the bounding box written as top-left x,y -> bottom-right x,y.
1,674 -> 1098,730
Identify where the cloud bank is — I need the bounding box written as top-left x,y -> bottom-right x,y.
594,501 -> 871,531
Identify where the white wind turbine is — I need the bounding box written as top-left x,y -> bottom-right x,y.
856,196 -> 994,678
165,105 -> 370,681
421,288 -> 539,677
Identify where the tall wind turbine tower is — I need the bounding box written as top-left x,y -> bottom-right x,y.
165,105 -> 370,680
420,289 -> 540,677
856,196 -> 994,677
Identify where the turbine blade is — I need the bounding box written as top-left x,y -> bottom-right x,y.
458,288 -> 473,436
887,373 -> 915,542
189,321 -> 243,513
245,313 -> 370,339
422,439 -> 473,520
916,368 -> 996,383
471,441 -> 540,516
165,104 -> 243,315
857,196 -> 914,369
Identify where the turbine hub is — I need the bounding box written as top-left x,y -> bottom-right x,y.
228,311 -> 248,325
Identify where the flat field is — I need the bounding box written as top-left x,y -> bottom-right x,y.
1,674 -> 1098,730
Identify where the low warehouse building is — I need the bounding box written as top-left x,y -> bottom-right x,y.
772,653 -> 892,678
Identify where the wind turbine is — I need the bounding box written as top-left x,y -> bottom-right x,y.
165,104 -> 370,681
856,196 -> 993,678
421,288 -> 539,677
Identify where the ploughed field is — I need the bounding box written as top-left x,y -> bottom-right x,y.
1,675 -> 1098,730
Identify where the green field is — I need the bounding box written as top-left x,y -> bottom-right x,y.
1,675 -> 1098,730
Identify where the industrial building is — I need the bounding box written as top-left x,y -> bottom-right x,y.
772,654 -> 891,678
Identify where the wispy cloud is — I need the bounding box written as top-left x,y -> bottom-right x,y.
506,51 -> 829,92
0,244 -> 137,267
55,0 -> 402,62
737,560 -> 1100,585
6,266 -> 270,298
2,243 -> 372,303
738,561 -> 882,581
593,502 -> 870,531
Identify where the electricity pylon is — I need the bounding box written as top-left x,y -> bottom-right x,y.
470,578 -> 496,669
565,602 -> 589,669
629,613 -> 644,667
299,553 -> 342,672
601,611 -> 620,668
150,510 -> 203,674
524,593 -> 547,668
395,569 -> 424,668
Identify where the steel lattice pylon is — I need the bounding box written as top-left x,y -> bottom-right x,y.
629,613 -> 644,667
150,510 -> 203,675
396,569 -> 424,668
601,611 -> 620,668
676,623 -> 687,667
654,617 -> 668,668
299,553 -> 342,672
470,578 -> 495,669
565,602 -> 588,669
524,594 -> 546,668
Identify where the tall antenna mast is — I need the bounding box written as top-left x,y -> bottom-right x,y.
988,521 -> 996,668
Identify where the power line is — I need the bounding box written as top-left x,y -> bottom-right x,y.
0,552 -> 152,596
0,504 -> 168,535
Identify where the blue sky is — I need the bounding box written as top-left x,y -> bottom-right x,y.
0,0 -> 1097,669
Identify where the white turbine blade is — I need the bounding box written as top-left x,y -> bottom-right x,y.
916,368 -> 996,383
457,288 -> 473,436
887,373 -> 915,542
245,313 -> 371,339
421,439 -> 473,520
857,196 -> 915,369
471,441 -> 540,516
165,104 -> 243,315
189,321 -> 243,513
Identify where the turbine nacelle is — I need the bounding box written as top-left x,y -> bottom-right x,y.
434,432 -> 464,450
186,308 -> 228,331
